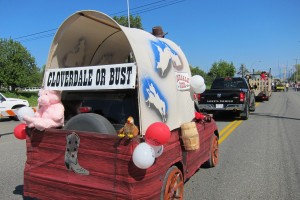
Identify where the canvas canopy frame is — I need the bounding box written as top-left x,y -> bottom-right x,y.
44,10 -> 194,133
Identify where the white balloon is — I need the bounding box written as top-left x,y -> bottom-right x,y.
132,143 -> 155,169
151,145 -> 164,158
190,75 -> 205,93
195,84 -> 206,94
17,106 -> 35,122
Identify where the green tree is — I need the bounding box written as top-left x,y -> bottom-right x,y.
0,38 -> 42,91
208,60 -> 236,79
190,65 -> 206,77
113,15 -> 143,29
41,64 -> 46,77
190,65 -> 213,87
290,64 -> 300,82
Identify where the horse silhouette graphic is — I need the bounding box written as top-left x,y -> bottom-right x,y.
151,40 -> 182,76
145,82 -> 167,122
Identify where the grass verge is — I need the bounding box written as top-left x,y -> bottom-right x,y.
1,91 -> 38,107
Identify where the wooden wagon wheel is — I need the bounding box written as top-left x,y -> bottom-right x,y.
203,134 -> 219,168
161,166 -> 184,200
209,134 -> 219,167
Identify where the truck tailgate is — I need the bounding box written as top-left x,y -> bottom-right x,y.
200,89 -> 243,104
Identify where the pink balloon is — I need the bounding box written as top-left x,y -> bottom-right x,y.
14,124 -> 27,140
145,122 -> 170,146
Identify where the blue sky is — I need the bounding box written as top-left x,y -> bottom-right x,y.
1,0 -> 300,78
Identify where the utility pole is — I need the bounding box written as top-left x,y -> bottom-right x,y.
283,66 -> 286,82
295,59 -> 299,82
127,0 -> 130,28
241,64 -> 244,77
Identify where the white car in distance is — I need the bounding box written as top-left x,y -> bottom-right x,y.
0,92 -> 29,120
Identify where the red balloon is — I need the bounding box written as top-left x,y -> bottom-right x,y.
14,124 -> 27,140
145,122 -> 170,146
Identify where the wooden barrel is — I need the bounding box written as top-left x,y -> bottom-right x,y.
180,122 -> 199,150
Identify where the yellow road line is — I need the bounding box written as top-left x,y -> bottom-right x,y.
219,102 -> 260,144
219,120 -> 239,137
219,120 -> 243,144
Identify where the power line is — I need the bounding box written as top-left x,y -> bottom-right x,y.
130,0 -> 185,15
14,0 -> 186,43
13,28 -> 57,40
18,33 -> 55,42
110,0 -> 169,16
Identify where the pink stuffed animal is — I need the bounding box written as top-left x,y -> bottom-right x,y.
23,89 -> 64,131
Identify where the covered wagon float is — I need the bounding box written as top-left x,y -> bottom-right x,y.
18,10 -> 219,200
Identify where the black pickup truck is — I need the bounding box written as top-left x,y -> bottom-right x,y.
195,77 -> 255,120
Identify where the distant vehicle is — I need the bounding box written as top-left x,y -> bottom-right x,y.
23,87 -> 41,91
247,72 -> 272,101
273,79 -> 285,92
196,77 -> 256,120
0,92 -> 29,120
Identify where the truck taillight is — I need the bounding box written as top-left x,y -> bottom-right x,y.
197,94 -> 201,101
193,94 -> 201,102
239,92 -> 245,102
79,107 -> 92,113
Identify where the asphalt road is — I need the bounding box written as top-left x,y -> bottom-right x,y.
0,119 -> 26,200
184,90 -> 300,200
0,90 -> 299,200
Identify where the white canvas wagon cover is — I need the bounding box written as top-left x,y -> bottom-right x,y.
44,10 -> 195,132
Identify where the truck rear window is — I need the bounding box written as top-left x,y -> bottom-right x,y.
211,78 -> 247,89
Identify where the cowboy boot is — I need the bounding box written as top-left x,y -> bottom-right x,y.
65,153 -> 89,175
69,162 -> 90,175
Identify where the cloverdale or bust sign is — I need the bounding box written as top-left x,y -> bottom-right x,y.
44,63 -> 136,90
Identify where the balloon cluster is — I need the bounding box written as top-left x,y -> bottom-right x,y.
13,107 -> 35,140
132,122 -> 170,169
190,75 -> 206,94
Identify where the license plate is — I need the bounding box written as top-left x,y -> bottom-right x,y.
216,104 -> 223,108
